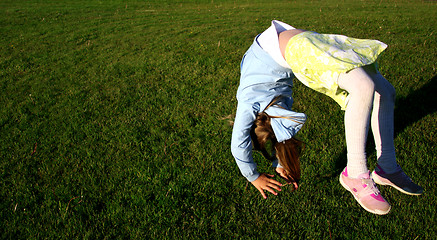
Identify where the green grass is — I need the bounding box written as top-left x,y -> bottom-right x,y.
1,0 -> 436,239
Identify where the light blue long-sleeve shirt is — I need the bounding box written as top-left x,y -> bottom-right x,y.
231,36 -> 296,182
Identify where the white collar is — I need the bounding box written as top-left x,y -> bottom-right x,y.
257,20 -> 295,69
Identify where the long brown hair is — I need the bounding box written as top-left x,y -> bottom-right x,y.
250,98 -> 304,183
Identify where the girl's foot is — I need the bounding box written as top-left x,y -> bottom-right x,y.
340,167 -> 391,215
371,164 -> 423,195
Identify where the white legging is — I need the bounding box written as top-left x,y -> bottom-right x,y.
337,64 -> 397,178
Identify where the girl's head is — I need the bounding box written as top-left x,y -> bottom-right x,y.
250,99 -> 304,183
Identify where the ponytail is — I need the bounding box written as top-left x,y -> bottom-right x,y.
250,97 -> 304,183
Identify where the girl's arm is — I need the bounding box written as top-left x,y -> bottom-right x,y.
231,101 -> 284,198
231,101 -> 259,182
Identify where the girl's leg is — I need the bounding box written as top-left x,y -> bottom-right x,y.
337,66 -> 391,215
337,66 -> 376,178
369,70 -> 423,195
369,71 -> 399,173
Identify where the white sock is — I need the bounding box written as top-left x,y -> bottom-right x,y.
338,66 -> 375,178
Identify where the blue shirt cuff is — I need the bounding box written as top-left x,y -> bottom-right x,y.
246,171 -> 261,182
272,159 -> 283,168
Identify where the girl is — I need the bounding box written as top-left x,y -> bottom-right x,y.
231,20 -> 423,215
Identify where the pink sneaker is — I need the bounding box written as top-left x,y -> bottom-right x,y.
371,164 -> 423,196
340,167 -> 391,215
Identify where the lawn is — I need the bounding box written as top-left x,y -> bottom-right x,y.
1,0 -> 436,239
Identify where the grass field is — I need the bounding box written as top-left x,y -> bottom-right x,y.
1,0 -> 436,239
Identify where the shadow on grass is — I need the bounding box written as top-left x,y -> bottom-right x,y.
329,74 -> 437,178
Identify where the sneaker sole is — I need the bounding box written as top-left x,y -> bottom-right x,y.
339,174 -> 391,215
371,171 -> 423,196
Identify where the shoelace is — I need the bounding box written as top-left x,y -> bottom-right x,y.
357,178 -> 380,199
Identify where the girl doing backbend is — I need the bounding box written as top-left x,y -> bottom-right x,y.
231,20 -> 423,215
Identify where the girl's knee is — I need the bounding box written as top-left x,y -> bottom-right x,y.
363,77 -> 376,93
375,74 -> 396,102
355,74 -> 375,96
338,68 -> 375,95
386,83 -> 396,101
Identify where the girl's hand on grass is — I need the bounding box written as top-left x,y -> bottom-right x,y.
275,167 -> 298,190
251,173 -> 282,199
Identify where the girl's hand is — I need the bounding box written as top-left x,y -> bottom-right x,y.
275,167 -> 299,190
251,173 -> 283,199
